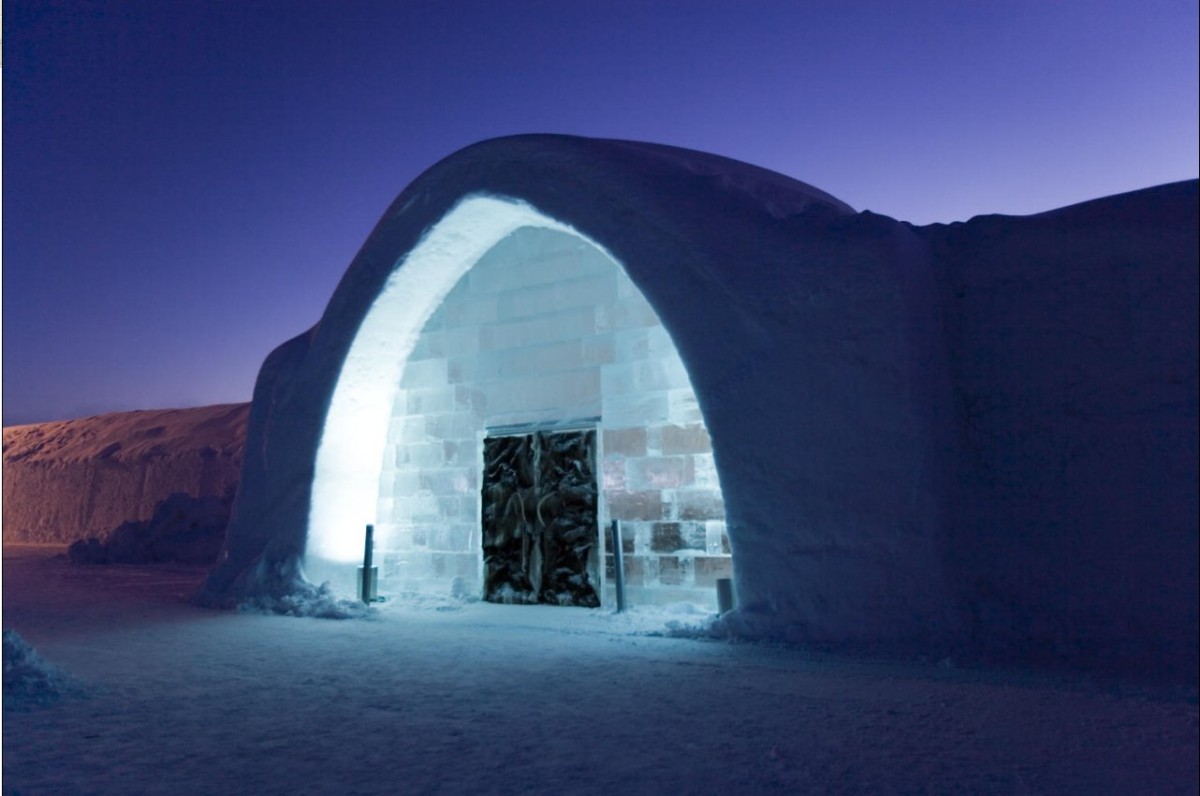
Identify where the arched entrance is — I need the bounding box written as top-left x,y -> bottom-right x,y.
306,197 -> 729,607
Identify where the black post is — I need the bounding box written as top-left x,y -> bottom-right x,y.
610,519 -> 626,613
361,524 -> 375,604
716,577 -> 734,614
363,524 -> 375,572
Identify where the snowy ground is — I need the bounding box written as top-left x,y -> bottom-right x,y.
3,545 -> 1196,795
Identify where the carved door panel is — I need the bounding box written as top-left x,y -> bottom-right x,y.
481,429 -> 599,607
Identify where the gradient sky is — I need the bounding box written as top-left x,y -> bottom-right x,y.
3,0 -> 1197,425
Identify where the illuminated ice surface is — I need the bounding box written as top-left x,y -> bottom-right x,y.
3,548 -> 1197,795
307,198 -> 578,572
306,198 -> 729,606
375,226 -> 728,605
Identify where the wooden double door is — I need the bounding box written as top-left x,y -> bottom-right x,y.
480,429 -> 600,607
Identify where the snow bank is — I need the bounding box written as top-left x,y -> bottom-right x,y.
235,581 -> 375,620
2,630 -> 77,710
3,403 -> 248,545
68,492 -> 232,565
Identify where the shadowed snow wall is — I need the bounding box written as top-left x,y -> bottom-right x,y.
922,181 -> 1199,677
3,404 -> 248,544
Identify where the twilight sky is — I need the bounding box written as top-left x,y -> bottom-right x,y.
3,0 -> 1197,425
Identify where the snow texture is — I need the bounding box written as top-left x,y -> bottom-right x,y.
3,403 -> 249,544
3,546 -> 1197,794
235,579 -> 375,620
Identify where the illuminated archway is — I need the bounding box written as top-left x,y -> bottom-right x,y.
306,195 -> 730,606
201,135 -> 960,651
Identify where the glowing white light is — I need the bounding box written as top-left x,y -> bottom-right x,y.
306,195 -> 609,579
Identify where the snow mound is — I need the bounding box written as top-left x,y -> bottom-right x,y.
3,403 -> 248,545
235,582 -> 376,620
3,631 -> 78,710
68,491 -> 232,565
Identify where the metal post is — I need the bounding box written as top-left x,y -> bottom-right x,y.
360,524 -> 376,604
610,519 -> 627,613
716,577 -> 734,614
363,524 -> 374,572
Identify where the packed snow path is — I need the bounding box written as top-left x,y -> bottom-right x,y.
4,546 -> 1196,795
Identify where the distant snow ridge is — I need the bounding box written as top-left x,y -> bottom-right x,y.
2,403 -> 248,545
3,631 -> 77,710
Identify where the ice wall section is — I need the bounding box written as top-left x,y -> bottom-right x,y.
377,227 -> 730,607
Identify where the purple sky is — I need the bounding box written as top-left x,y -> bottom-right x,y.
3,0 -> 1197,425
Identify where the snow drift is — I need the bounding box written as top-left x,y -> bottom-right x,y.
2,404 -> 248,545
2,630 -> 77,711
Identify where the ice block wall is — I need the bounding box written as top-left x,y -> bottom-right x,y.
376,226 -> 730,606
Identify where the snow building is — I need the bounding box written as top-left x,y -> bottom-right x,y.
201,135 -> 1196,674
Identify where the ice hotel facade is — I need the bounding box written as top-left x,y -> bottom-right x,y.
202,135 -> 1196,675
